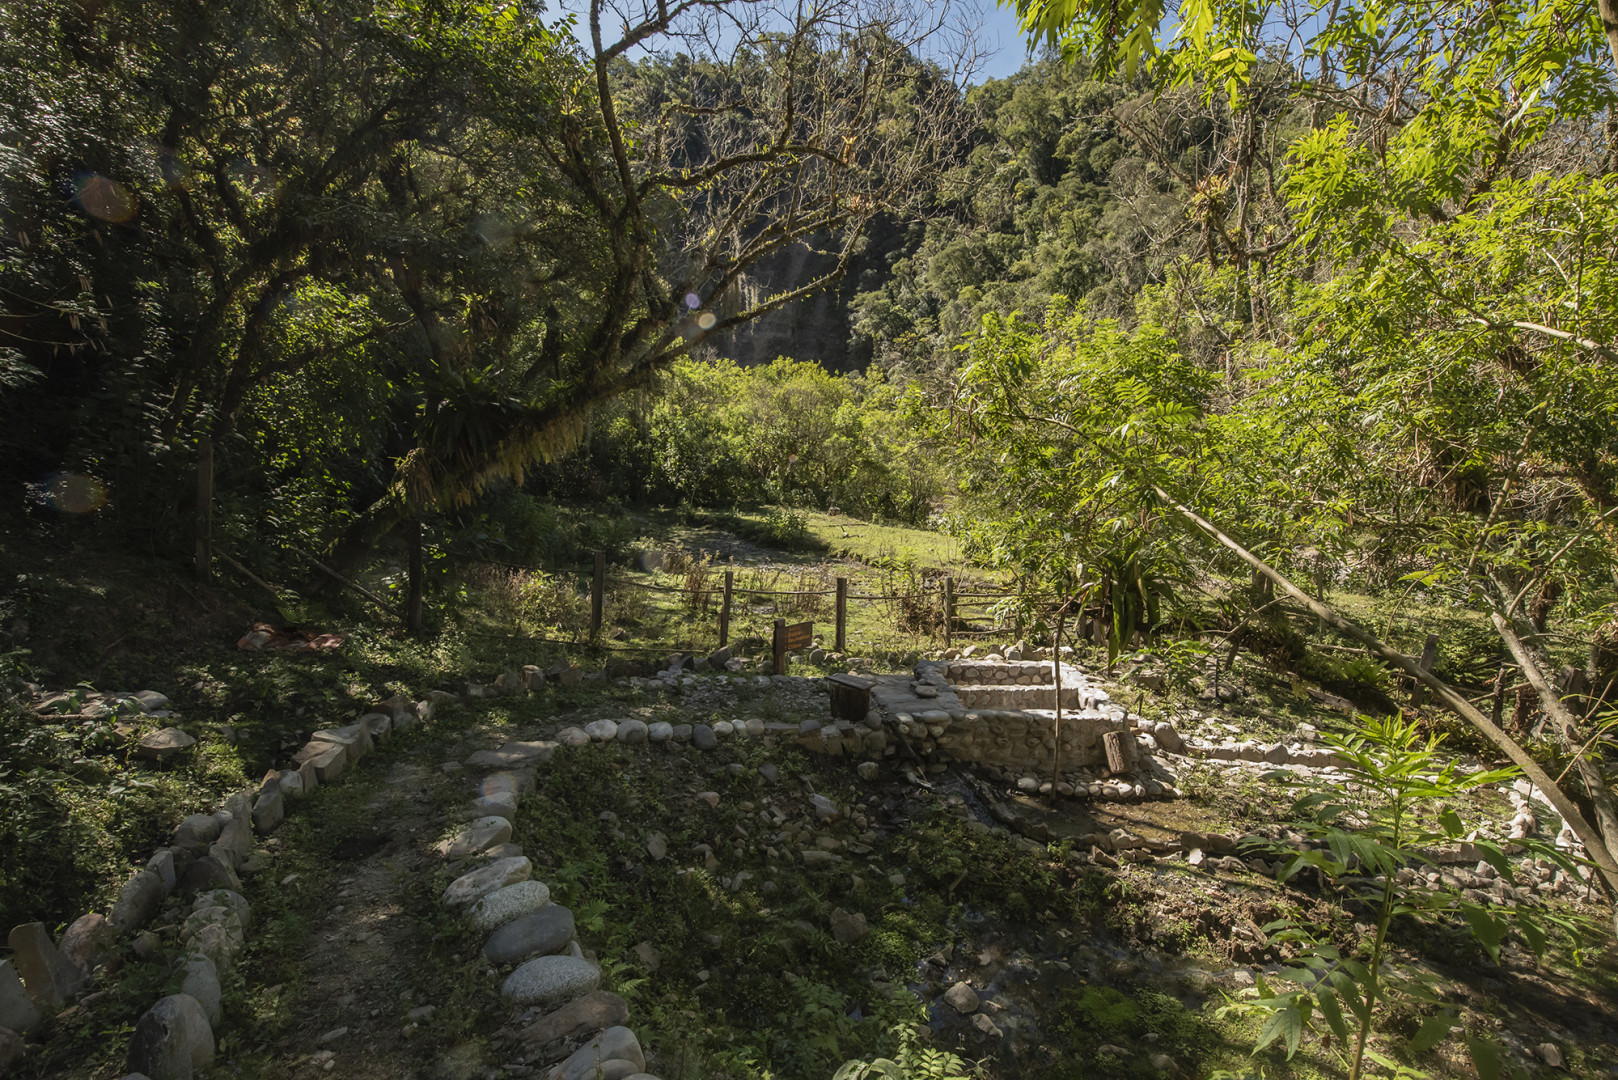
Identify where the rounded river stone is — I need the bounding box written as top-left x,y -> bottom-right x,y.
483,904 -> 575,965
442,856 -> 531,907
468,880 -> 551,932
500,954 -> 600,1006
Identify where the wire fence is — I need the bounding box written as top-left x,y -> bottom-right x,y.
449,549 -> 1073,656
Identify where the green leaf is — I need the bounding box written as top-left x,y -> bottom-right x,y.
1408,1012 -> 1458,1053
1460,903 -> 1506,963
1255,1005 -> 1303,1059
1438,807 -> 1464,838
1315,987 -> 1350,1043
1468,1035 -> 1505,1080
1517,915 -> 1547,958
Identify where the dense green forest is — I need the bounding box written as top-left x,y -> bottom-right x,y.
4,0 -> 1618,1077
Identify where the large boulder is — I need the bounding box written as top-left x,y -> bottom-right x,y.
59,914 -> 113,979
0,961 -> 41,1034
178,954 -> 222,1027
468,881 -> 551,932
437,817 -> 513,860
442,857 -> 532,908
484,905 -> 574,966
109,870 -> 168,934
548,1026 -> 644,1080
518,991 -> 630,1049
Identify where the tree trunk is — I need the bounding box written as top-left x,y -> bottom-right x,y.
407,515 -> 425,636
1490,611 -> 1618,878
194,433 -> 214,583
1600,0 -> 1618,81
314,488 -> 411,591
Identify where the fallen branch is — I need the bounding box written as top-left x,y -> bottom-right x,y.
1489,605 -> 1618,879
218,549 -> 283,600
998,400 -> 1618,920
299,549 -> 399,619
1158,487 -> 1618,908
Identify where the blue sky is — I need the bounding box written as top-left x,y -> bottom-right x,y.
553,0 -> 1040,85
964,0 -> 1039,82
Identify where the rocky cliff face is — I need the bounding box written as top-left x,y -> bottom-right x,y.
707,239 -> 857,370
706,213 -> 911,370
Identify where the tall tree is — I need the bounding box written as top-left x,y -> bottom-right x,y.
989,0 -> 1618,890
321,0 -> 973,570
0,0 -> 581,580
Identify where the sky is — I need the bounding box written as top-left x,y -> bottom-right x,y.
552,0 -> 1041,85
962,0 -> 1039,82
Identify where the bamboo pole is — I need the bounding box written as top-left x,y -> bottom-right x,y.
1156,486 -> 1618,901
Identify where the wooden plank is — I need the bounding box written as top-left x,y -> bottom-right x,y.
784,620 -> 813,650
1102,730 -> 1130,775
1411,632 -> 1439,706
591,551 -> 605,636
720,569 -> 733,647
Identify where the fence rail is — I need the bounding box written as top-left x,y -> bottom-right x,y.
442,551 -> 1526,710
456,550 -> 1057,653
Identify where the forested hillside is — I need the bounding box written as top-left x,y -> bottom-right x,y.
3,0 -> 1618,1078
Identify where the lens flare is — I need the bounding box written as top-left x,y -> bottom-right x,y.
73,174 -> 137,223
697,312 -> 717,330
480,771 -> 520,801
476,212 -> 515,246
684,293 -> 700,309
43,473 -> 109,514
158,152 -> 192,190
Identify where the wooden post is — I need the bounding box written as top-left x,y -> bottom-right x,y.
1102,729 -> 1130,776
1050,604 -> 1064,796
719,569 -> 733,648
406,516 -> 424,635
1410,633 -> 1439,707
835,577 -> 847,653
194,433 -> 214,583
942,576 -> 955,645
1511,686 -> 1533,733
591,550 -> 605,638
773,618 -> 787,676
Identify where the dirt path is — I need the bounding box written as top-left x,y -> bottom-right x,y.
229,743 -> 509,1080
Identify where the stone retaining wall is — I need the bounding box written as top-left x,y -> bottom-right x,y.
931,707 -> 1128,770
792,658 -> 1184,800
942,660 -> 1061,683
952,685 -> 1088,710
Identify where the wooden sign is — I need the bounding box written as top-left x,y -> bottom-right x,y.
784,621 -> 814,651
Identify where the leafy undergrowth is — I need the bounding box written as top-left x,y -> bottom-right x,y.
509,738 -> 1285,1080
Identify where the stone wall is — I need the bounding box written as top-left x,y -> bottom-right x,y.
931,708 -> 1128,773
952,685 -> 1088,710
942,661 -> 1062,684
816,658 -> 1170,797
